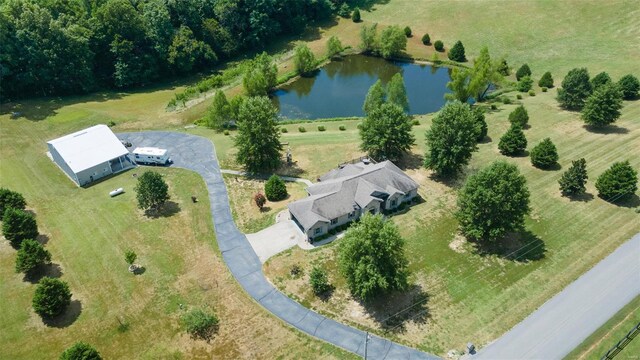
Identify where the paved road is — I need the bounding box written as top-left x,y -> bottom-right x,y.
473,233 -> 640,359
119,131 -> 439,360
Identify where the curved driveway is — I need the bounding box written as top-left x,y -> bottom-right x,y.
119,131 -> 438,360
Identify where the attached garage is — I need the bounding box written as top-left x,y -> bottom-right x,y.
47,124 -> 134,186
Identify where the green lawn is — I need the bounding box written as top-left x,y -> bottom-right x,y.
264,89 -> 640,355
0,117 -> 356,359
565,296 -> 640,360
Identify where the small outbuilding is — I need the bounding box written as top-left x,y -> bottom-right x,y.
47,124 -> 134,186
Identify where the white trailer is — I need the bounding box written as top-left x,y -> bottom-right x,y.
132,147 -> 172,165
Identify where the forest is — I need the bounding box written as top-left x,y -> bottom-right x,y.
0,0 -> 347,101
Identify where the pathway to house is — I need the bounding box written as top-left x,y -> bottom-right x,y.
470,233 -> 640,359
118,131 -> 439,360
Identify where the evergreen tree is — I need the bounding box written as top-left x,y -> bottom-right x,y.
473,107 -> 488,142
448,40 -> 466,62
421,33 -> 430,45
33,277 -> 72,318
590,71 -> 612,90
538,71 -> 554,88
60,342 -> 102,360
386,73 -> 409,111
338,214 -> 409,301
530,138 -> 559,169
457,161 -> 530,242
617,74 -> 640,100
581,83 -> 623,127
234,96 -> 283,173
557,68 -> 592,110
515,64 -> 531,81
595,161 -> 638,202
497,59 -> 510,76
309,266 -> 331,296
264,175 -> 287,201
517,76 -> 533,92
403,26 -> 412,37
0,188 -> 27,214
135,171 -> 170,213
559,158 -> 588,196
351,7 -> 361,22
2,208 -> 38,248
508,105 -> 529,128
360,103 -> 415,161
434,40 -> 444,52
424,101 -> 479,176
15,239 -> 51,275
498,125 -> 527,156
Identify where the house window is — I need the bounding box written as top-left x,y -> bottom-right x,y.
369,208 -> 376,215
331,218 -> 338,225
348,211 -> 356,218
314,228 -> 322,235
390,199 -> 397,207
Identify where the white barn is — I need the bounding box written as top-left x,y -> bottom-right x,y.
47,124 -> 133,186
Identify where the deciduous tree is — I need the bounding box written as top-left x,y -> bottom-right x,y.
386,73 -> 409,111
378,26 -> 407,59
243,52 -> 277,97
456,161 -> 531,242
360,23 -> 377,53
424,101 -> 479,176
234,97 -> 283,173
362,80 -> 386,115
135,171 -> 170,213
206,91 -> 231,131
595,161 -> 638,202
293,44 -> 316,76
557,68 -> 592,110
360,103 -> 415,161
181,309 -> 219,340
581,83 -> 623,127
254,193 -> 266,210
326,36 -> 343,58
338,214 -> 409,301
60,342 -> 102,360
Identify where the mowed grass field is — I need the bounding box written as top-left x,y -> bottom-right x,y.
263,89 -> 640,354
565,295 -> 640,359
0,118 -> 356,359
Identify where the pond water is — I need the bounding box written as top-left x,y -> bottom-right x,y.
272,55 -> 452,120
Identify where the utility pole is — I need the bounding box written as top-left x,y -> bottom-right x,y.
364,332 -> 371,359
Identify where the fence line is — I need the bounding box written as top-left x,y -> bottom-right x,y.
601,321 -> 640,360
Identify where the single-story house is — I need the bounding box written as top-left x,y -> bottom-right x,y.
47,124 -> 134,186
288,159 -> 419,240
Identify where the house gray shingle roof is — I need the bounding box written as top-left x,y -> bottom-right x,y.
288,160 -> 418,232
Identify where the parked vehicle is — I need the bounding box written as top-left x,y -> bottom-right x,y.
132,147 -> 172,165
120,139 -> 132,147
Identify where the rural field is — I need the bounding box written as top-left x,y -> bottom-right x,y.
1,0 -> 639,358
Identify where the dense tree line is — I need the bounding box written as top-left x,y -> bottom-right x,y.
0,0 -> 342,101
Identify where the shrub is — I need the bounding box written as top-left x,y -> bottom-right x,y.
557,68 -> 592,110
16,239 -> 51,275
515,64 -> 532,81
181,309 -> 219,340
498,125 -> 527,156
265,175 -> 287,201
317,125 -> 326,132
107,121 -> 116,127
293,44 -> 317,76
538,71 -> 554,88
473,107 -> 487,142
490,104 -> 498,110
379,25 -> 407,59
509,105 -> 529,128
33,277 -> 71,318
124,250 -> 137,265
497,59 -> 510,76
530,138 -> 559,169
253,193 -> 266,209
339,125 -> 346,131
290,264 -> 303,277
412,119 -> 420,126
2,208 -> 38,248
502,96 -> 512,104
421,33 -> 430,45
310,266 -> 331,295
528,90 -> 536,96
541,87 -> 548,92
617,74 -> 640,100
60,342 -> 102,360
595,161 -> 638,202
404,26 -> 412,37
0,187 -> 27,214
516,94 -> 522,100
559,158 -> 588,196
223,130 -> 229,135
448,40 -> 466,62
280,127 -> 288,133
434,40 -> 444,52
298,126 -> 306,132
351,7 -> 361,22
517,76 -> 533,92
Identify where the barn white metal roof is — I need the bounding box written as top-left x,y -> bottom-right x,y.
47,124 -> 129,173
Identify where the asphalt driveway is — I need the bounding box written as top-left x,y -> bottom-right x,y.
118,131 -> 439,360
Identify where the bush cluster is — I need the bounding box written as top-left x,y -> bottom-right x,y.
181,309 -> 219,340
517,76 -> 533,92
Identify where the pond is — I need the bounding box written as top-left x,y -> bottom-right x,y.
272,55 -> 452,120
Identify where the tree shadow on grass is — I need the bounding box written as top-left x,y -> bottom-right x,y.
43,299 -> 82,328
583,125 -> 629,135
535,163 -> 562,171
566,192 -> 595,202
36,234 -> 50,245
25,263 -> 63,283
470,230 -> 546,262
316,285 -> 336,302
360,284 -> 430,333
145,201 -> 181,218
396,152 -> 424,171
276,160 -> 306,178
600,194 -> 640,208
428,171 -> 467,189
1,92 -> 126,121
478,135 -> 492,144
